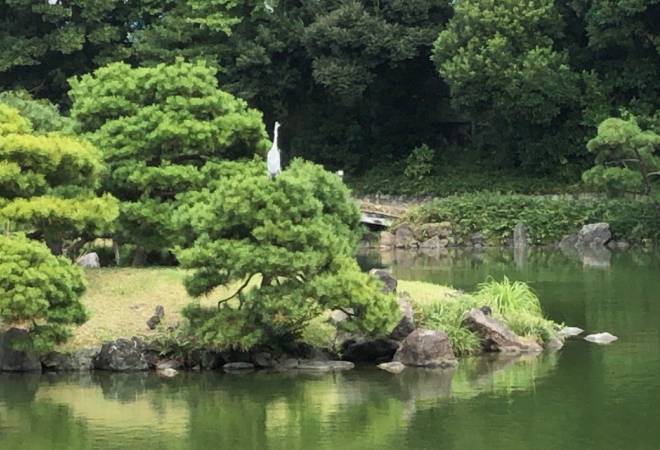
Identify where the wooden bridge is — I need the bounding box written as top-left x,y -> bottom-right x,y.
359,200 -> 404,229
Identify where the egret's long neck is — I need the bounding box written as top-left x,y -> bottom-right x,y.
273,125 -> 279,148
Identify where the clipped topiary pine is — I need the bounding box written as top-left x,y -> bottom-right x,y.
69,58 -> 270,265
0,234 -> 87,352
174,158 -> 399,350
0,103 -> 118,256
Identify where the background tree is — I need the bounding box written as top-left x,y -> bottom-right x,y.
174,158 -> 398,350
0,234 -> 87,351
0,104 -> 118,256
69,59 -> 270,265
433,0 -> 587,172
582,114 -> 660,197
0,90 -> 75,134
0,0 -> 142,101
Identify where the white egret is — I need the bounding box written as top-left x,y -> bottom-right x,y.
267,121 -> 281,178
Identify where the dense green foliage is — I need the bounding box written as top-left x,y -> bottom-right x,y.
174,159 -> 398,350
583,115 -> 660,197
2,1 -> 658,183
408,192 -> 660,244
418,277 -> 558,355
69,59 -> 269,264
0,91 -> 74,134
0,103 -> 118,255
0,234 -> 87,351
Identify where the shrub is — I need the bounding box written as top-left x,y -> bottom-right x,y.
0,103 -> 118,255
404,144 -> 435,180
419,296 -> 482,356
0,234 -> 87,351
174,158 -> 399,351
408,192 -> 659,244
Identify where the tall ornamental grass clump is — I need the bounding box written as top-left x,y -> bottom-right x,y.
418,277 -> 558,354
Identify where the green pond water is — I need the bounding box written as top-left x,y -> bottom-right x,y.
1,248 -> 660,450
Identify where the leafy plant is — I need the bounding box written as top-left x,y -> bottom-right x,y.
0,234 -> 87,352
419,296 -> 481,356
404,144 -> 435,180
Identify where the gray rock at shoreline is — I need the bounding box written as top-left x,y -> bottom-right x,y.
297,360 -> 354,371
369,269 -> 397,293
77,252 -> 101,269
415,222 -> 453,240
584,332 -> 618,344
560,326 -> 584,338
378,361 -> 406,374
0,328 -> 41,372
342,338 -> 400,363
577,223 -> 611,248
393,329 -> 457,368
394,224 -> 418,248
379,231 -> 395,248
462,309 -> 542,353
389,295 -> 415,341
42,348 -> 98,371
419,235 -> 449,249
223,362 -> 255,372
93,337 -> 149,371
146,305 -> 165,330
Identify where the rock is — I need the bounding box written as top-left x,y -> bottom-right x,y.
419,236 -> 449,249
42,348 -> 98,371
560,326 -> 584,338
416,222 -> 453,240
253,352 -> 275,368
329,309 -> 349,324
513,223 -> 528,249
93,337 -> 149,371
369,269 -> 397,294
389,296 -> 415,341
296,360 -> 354,371
544,334 -> 564,352
394,224 -> 418,248
559,234 -> 578,250
470,232 -> 486,247
462,309 -> 543,353
156,359 -> 182,370
274,358 -> 300,370
223,362 -> 255,371
157,368 -> 178,378
77,252 -> 101,269
146,305 -> 165,330
342,338 -> 400,363
0,328 -> 42,372
377,362 -> 406,374
379,231 -> 396,248
393,329 -> 457,368
198,349 -> 224,370
584,332 -> 618,344
577,223 -> 611,248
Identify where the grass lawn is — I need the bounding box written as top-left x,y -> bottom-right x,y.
64,268 -> 459,351
61,268 -> 231,351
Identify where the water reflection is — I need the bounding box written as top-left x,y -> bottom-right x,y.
0,353 -> 557,450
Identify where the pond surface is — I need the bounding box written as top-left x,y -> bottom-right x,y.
2,248 -> 660,450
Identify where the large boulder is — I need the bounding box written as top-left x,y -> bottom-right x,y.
419,236 -> 449,249
462,309 -> 542,353
42,348 -> 98,371
576,223 -> 611,248
379,231 -> 396,248
389,295 -> 415,341
415,222 -> 453,240
394,224 -> 418,248
369,269 -> 397,294
393,329 -> 457,368
93,337 -> 149,371
342,338 -> 400,363
77,252 -> 101,269
0,328 -> 41,372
